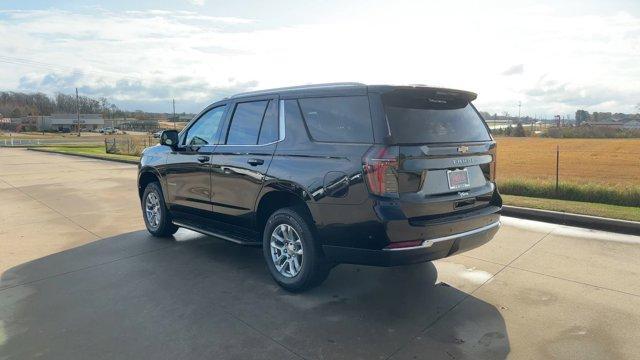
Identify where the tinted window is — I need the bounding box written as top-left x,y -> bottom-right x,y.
227,101 -> 268,145
298,96 -> 373,143
385,103 -> 491,144
258,100 -> 279,144
184,105 -> 226,146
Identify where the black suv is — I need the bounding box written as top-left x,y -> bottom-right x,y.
138,83 -> 501,291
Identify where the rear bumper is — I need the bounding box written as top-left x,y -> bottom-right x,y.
323,221 -> 500,266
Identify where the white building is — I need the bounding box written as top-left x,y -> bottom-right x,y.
41,114 -> 104,131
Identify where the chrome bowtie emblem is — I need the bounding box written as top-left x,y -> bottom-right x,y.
457,146 -> 469,154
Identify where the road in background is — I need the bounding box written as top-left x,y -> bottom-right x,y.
1,148 -> 640,359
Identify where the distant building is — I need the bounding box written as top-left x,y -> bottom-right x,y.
584,120 -> 624,129
119,119 -> 159,131
41,114 -> 104,131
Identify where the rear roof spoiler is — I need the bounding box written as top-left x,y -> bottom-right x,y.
369,85 -> 478,102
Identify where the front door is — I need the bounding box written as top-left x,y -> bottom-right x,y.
210,97 -> 280,227
164,105 -> 228,214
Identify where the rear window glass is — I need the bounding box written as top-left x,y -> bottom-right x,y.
298,96 -> 373,143
384,99 -> 491,144
227,101 -> 268,145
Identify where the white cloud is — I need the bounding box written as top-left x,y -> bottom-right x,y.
187,0 -> 206,6
0,2 -> 639,115
502,64 -> 524,76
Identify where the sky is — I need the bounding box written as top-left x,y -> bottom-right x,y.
1,0 -> 639,117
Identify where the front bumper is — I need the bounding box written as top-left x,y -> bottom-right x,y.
322,221 -> 500,266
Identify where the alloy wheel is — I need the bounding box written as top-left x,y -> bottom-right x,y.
270,223 -> 304,278
145,191 -> 161,229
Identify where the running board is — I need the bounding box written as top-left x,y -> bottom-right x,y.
173,220 -> 261,246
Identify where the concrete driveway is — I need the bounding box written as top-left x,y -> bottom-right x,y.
1,148 -> 639,359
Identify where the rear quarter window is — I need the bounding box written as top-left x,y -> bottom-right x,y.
298,96 -> 373,143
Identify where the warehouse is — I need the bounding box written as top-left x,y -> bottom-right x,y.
41,114 -> 104,131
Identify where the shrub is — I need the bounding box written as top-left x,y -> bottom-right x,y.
544,126 -> 640,138
513,123 -> 526,137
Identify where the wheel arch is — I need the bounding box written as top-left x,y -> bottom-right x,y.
254,184 -> 321,239
138,167 -> 165,200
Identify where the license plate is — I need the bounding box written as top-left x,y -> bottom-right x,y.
447,169 -> 470,190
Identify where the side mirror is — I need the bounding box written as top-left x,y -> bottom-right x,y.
160,130 -> 179,149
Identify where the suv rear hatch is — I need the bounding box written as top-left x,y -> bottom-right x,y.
364,87 -> 500,222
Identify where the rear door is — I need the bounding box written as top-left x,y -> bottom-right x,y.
209,97 -> 280,227
380,88 -> 497,218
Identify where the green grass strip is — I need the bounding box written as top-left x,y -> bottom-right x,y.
498,178 -> 640,207
502,195 -> 640,222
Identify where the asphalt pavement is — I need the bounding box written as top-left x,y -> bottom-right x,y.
1,148 -> 639,359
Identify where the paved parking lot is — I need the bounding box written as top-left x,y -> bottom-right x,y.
1,148 -> 640,359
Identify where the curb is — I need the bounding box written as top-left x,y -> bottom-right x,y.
502,205 -> 640,236
28,148 -> 139,165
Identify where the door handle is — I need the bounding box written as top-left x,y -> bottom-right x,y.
197,155 -> 210,163
247,158 -> 264,166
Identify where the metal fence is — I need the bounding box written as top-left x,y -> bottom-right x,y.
104,136 -> 158,156
1,138 -> 43,146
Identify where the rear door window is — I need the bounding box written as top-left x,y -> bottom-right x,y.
298,96 -> 373,143
226,101 -> 268,145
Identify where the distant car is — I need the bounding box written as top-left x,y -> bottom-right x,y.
138,83 -> 501,291
100,127 -> 116,134
153,131 -> 163,138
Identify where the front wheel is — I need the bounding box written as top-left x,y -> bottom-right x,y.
142,182 -> 179,237
263,207 -> 331,292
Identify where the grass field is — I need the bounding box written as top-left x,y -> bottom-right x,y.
495,137 -> 640,187
495,137 -> 640,210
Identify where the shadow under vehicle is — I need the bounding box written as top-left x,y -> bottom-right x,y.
0,229 -> 510,359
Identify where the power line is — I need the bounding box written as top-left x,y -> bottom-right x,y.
0,55 -> 146,82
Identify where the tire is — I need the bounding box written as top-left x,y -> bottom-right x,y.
141,182 -> 179,237
263,207 -> 331,292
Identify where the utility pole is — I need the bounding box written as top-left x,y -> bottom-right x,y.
172,98 -> 176,129
518,101 -> 522,123
76,87 -> 81,137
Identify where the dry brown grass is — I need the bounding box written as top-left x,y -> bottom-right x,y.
158,121 -> 187,130
495,137 -> 640,187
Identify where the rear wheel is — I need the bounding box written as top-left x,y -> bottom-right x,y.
142,182 -> 179,237
263,207 -> 330,291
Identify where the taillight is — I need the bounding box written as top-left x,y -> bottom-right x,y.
363,145 -> 399,198
490,143 -> 497,182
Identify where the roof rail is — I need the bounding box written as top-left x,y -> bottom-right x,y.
229,82 -> 366,98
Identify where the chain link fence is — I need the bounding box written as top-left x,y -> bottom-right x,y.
104,136 -> 158,157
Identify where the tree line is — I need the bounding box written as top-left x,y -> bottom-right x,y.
0,91 -> 125,118
575,109 -> 640,125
